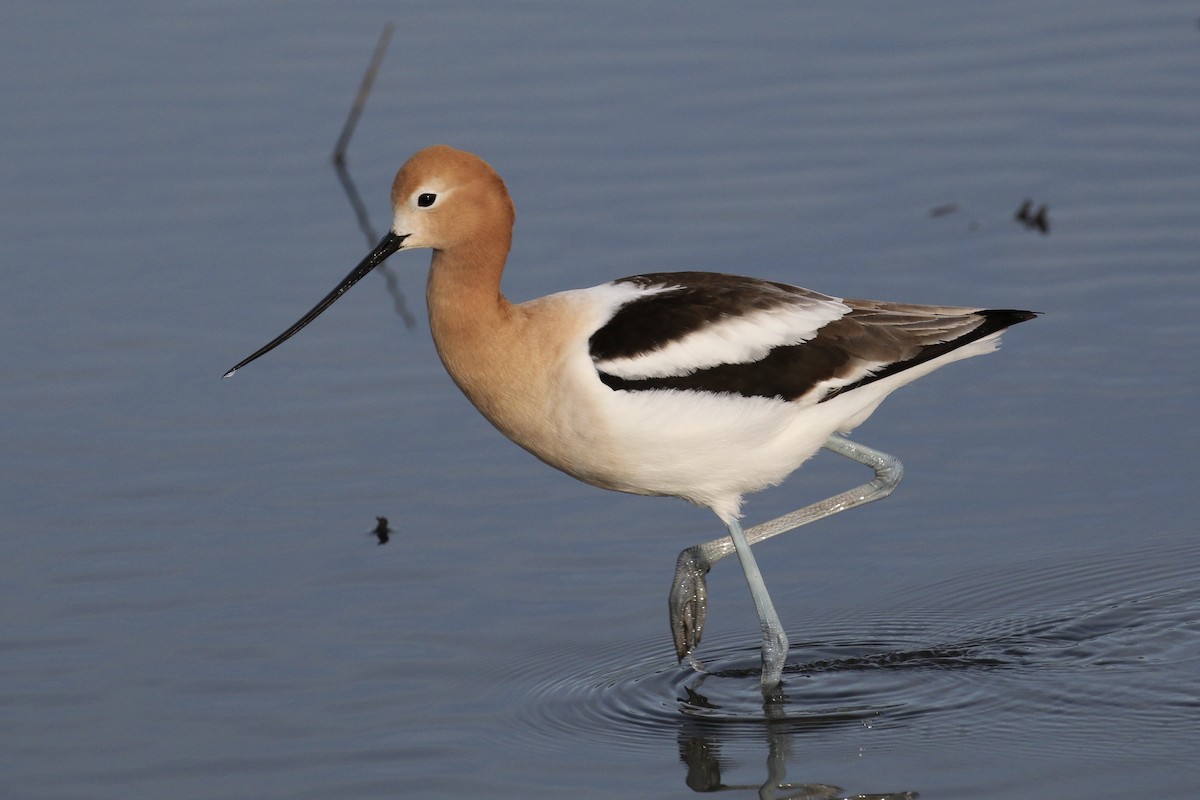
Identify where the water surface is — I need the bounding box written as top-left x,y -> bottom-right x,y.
3,3 -> 1198,798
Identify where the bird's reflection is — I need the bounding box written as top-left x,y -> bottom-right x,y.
674,683 -> 916,799
676,690 -> 916,796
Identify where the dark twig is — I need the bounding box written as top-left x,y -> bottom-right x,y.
332,22 -> 416,329
333,21 -> 395,166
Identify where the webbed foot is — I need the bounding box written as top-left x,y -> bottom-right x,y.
669,546 -> 711,661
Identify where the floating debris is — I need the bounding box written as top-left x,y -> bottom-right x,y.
1015,199 -> 1050,234
372,516 -> 391,545
332,21 -> 416,330
928,202 -> 960,218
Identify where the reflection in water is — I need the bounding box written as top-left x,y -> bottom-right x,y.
331,156 -> 416,330
511,554 -> 1200,796
331,22 -> 416,330
677,684 -> 917,798
677,720 -> 916,799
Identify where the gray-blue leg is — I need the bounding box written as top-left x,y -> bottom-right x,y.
669,434 -> 904,669
725,517 -> 789,690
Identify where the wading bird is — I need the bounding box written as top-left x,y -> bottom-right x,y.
226,146 -> 1035,691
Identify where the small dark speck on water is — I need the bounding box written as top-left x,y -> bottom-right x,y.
1015,198 -> 1050,234
928,202 -> 959,218
372,517 -> 391,545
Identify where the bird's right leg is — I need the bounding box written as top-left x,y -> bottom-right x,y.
668,434 -> 904,663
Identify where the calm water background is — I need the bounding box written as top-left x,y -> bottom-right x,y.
3,2 -> 1198,798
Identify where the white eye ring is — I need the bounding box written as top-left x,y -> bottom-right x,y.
417,193 -> 437,208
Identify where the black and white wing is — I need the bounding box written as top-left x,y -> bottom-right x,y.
588,272 -> 1035,404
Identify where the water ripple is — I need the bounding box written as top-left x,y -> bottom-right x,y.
505,541 -> 1200,761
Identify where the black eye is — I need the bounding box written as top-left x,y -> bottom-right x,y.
417,193 -> 436,208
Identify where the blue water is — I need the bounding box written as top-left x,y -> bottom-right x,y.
3,3 -> 1198,798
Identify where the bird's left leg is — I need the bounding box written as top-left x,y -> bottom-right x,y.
669,434 -> 903,664
725,516 -> 790,691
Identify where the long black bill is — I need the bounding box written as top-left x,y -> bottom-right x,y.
222,231 -> 407,378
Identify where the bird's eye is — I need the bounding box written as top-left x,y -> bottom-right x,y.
417,193 -> 437,208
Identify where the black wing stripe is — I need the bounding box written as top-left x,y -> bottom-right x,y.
588,272 -> 837,362
597,335 -> 855,400
598,306 -> 1037,402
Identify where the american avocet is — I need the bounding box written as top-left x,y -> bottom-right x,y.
226,145 -> 1036,691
